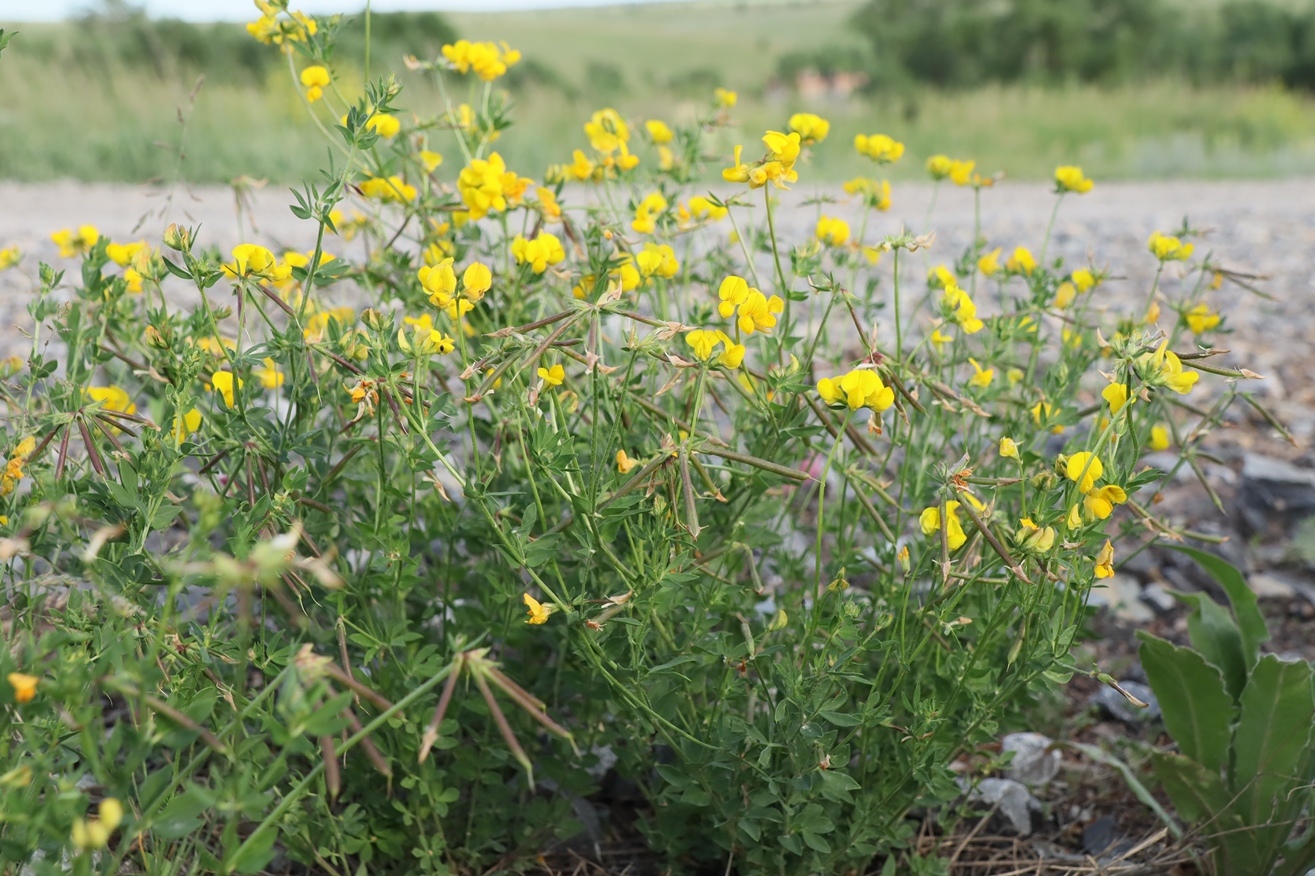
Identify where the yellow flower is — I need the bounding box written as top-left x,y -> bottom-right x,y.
714,87 -> 737,107
1067,503 -> 1083,529
685,196 -> 726,223
1148,231 -> 1193,262
816,369 -> 894,412
419,258 -> 458,307
584,107 -> 631,153
173,408 -> 202,444
1007,367 -> 1024,384
999,437 -> 1019,460
930,329 -> 954,348
853,133 -> 904,163
920,502 -> 967,550
1031,401 -> 1062,433
105,240 -> 146,267
949,159 -> 975,186
462,262 -> 493,301
210,371 -> 242,409
1145,301 -> 1161,325
631,191 -> 668,234
363,113 -> 400,139
815,215 -> 850,247
359,175 -> 416,202
7,672 -> 37,704
1071,267 -> 1098,292
843,177 -> 891,210
736,290 -> 784,335
967,358 -> 993,388
255,358 -> 284,389
636,243 -> 678,280
442,39 -> 520,80
1083,484 -> 1128,520
977,247 -> 1002,277
1052,282 -> 1076,308
85,385 -> 136,415
538,364 -> 565,387
788,112 -> 830,145
1054,165 -> 1094,194
71,797 -> 124,851
1185,303 -> 1220,334
1014,518 -> 1056,553
300,65 -> 329,101
123,268 -> 144,294
722,144 -> 751,184
1150,424 -> 1171,451
1065,451 -> 1104,494
1102,383 -> 1128,414
943,284 -> 984,334
685,329 -> 721,362
717,275 -> 750,318
304,307 -> 355,343
1094,540 -> 1115,579
926,154 -> 952,180
715,331 -> 745,369
511,233 -> 566,274
616,450 -> 640,474
523,593 -> 552,624
223,244 -> 291,282
417,150 -> 444,174
1139,339 -> 1198,395
0,245 -> 20,271
645,119 -> 674,143
457,152 -> 531,219
761,130 -> 801,180
51,225 -> 99,258
1006,247 -> 1036,275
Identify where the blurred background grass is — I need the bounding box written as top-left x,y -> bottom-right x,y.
3,0 -> 1315,183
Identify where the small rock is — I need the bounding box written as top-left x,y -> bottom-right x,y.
1250,572 -> 1296,600
1091,680 -> 1161,725
1241,454 -> 1315,533
1141,583 -> 1178,614
961,777 -> 1044,836
1082,815 -> 1118,855
1002,732 -> 1061,788
1089,574 -> 1154,623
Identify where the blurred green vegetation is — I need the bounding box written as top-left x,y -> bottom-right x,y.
1,0 -> 1315,183
851,0 -> 1315,88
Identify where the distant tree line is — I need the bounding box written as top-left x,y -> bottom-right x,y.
836,0 -> 1315,89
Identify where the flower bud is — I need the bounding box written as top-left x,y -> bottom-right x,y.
163,223 -> 191,252
360,307 -> 387,332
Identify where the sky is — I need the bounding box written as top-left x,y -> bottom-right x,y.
0,0 -> 676,19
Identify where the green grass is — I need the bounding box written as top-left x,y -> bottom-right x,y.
3,1 -> 1315,183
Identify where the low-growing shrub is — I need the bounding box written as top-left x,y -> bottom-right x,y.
0,3 -> 1270,874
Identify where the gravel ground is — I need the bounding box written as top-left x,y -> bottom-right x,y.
2,177 -> 1313,433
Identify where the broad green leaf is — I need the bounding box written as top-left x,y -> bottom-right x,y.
1231,655 -> 1314,828
1138,632 -> 1234,771
1165,545 -> 1268,666
1176,591 -> 1249,702
1152,752 -> 1265,875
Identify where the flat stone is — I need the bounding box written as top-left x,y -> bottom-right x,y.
961,777 -> 1044,836
1141,583 -> 1178,614
1002,732 -> 1061,788
1089,574 -> 1154,623
1250,572 -> 1297,600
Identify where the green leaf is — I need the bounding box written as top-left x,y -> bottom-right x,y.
1164,545 -> 1268,666
1176,591 -> 1249,702
1137,632 -> 1234,771
152,784 -> 215,840
227,825 -> 277,874
1231,655 -> 1314,828
818,710 -> 862,727
1151,751 -> 1228,824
